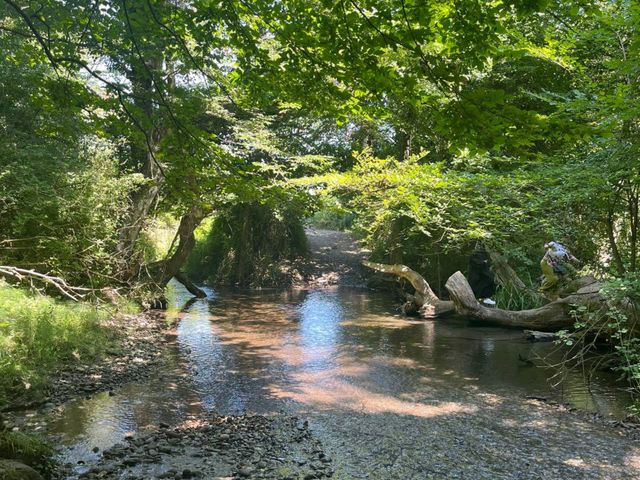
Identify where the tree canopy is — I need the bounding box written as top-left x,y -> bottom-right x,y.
0,0 -> 638,293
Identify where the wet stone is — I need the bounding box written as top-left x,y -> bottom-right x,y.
58,414 -> 332,480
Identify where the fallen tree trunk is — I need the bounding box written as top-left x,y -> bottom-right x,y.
524,330 -> 557,342
362,261 -> 454,317
362,261 -> 614,331
445,271 -> 604,331
362,261 -> 605,332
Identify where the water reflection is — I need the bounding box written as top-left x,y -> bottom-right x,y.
176,296 -> 223,411
21,281 -> 635,468
299,290 -> 342,372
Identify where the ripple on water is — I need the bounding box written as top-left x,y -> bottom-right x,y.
17,280 -> 635,472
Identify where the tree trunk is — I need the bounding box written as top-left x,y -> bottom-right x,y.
362,261 -> 454,317
175,271 -> 207,298
629,188 -> 638,272
396,129 -> 412,160
445,271 -> 604,331
161,207 -> 208,281
152,206 -> 210,297
606,210 -> 626,274
117,54 -> 164,273
485,248 -> 529,291
524,330 -> 557,342
118,178 -> 162,265
362,261 -> 611,331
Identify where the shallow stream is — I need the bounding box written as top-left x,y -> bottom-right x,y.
16,282 -> 639,478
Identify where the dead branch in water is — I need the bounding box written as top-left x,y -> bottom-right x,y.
362,261 -> 454,317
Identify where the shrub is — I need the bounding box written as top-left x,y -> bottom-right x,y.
185,202 -> 308,287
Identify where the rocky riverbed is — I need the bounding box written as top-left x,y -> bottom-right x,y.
51,311 -> 170,405
61,414 -> 332,480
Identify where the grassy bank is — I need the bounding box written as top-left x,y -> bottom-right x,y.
0,281 -> 138,406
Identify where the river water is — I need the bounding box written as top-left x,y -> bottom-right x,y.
22,282 -> 640,478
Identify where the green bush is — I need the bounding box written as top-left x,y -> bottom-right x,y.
493,272 -> 544,310
185,202 -> 308,287
600,274 -> 640,390
305,196 -> 355,231
554,273 -> 640,403
0,138 -> 141,287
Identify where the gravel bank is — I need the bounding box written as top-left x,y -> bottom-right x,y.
48,310 -> 171,406
64,414 -> 332,480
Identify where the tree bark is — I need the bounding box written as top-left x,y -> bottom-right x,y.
445,271 -> 604,331
628,188 -> 638,272
117,52 -> 165,274
362,259 -> 627,332
175,271 -> 207,298
396,128 -> 412,160
362,261 -> 454,317
485,248 -> 529,291
161,207 -> 208,282
606,210 -> 626,274
150,205 -> 210,298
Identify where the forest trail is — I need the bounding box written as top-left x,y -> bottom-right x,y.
301,228 -> 370,288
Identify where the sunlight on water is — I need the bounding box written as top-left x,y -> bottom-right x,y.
18,279 -> 635,469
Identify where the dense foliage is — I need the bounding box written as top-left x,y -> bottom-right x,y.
185,202 -> 308,287
1,0 -> 640,395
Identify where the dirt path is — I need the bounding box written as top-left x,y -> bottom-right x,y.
301,228 -> 369,288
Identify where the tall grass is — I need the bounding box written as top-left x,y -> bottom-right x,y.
0,430 -> 53,473
493,283 -> 545,311
0,281 -> 134,405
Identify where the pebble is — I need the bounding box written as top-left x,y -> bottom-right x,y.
65,414 -> 332,480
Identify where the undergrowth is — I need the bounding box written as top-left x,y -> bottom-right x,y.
553,273 -> 640,412
493,280 -> 544,311
0,429 -> 54,474
305,196 -> 355,231
185,202 -> 308,287
0,281 -> 138,405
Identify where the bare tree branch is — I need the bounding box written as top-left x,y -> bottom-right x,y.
0,265 -> 93,301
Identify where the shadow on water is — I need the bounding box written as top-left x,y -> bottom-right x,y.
20,280 -> 638,476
